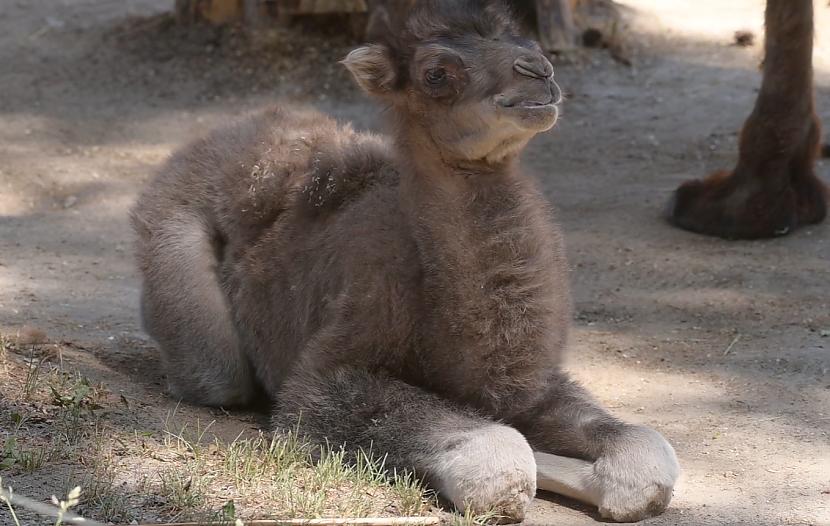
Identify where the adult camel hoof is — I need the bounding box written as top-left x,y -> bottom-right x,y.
666,169 -> 828,239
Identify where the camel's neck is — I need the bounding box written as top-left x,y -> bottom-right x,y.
396,134 -> 563,275
399,148 -> 558,292
395,137 -> 570,407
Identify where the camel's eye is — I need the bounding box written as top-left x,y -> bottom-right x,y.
416,53 -> 467,100
425,68 -> 447,86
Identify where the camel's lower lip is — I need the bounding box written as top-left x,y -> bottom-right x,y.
495,101 -> 559,131
492,94 -> 558,130
497,102 -> 558,113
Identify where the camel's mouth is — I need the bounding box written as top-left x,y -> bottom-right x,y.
492,94 -> 559,131
494,96 -> 556,109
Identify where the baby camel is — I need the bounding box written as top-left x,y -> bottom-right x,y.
131,1 -> 679,521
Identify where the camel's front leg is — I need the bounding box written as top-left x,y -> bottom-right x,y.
533,451 -> 597,505
272,366 -> 537,522
508,372 -> 680,522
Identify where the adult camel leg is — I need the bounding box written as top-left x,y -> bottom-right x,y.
667,0 -> 828,239
271,366 -> 537,522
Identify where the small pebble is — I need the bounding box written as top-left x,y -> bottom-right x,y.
733,30 -> 755,47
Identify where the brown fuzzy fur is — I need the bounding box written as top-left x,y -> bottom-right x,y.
668,0 -> 829,239
132,1 -> 678,521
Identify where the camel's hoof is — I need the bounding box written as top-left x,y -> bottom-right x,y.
593,425 -> 680,522
430,424 -> 536,523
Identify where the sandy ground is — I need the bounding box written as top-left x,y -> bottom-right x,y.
1,0 -> 829,524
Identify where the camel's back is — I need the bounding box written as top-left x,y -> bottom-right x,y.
132,106 -> 398,252
216,107 -> 398,247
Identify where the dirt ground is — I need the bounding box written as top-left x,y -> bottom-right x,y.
1,0 -> 829,524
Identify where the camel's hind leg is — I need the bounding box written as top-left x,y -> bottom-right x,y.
272,367 -> 536,522
138,215 -> 257,407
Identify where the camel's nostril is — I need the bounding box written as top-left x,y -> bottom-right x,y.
514,56 -> 553,79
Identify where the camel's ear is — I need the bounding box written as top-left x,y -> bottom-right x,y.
341,45 -> 397,95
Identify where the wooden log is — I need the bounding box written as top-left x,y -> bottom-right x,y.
174,0 -> 367,25
295,0 -> 368,14
175,0 -> 243,24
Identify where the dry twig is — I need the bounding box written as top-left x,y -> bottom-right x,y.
722,334 -> 741,356
132,518 -> 440,526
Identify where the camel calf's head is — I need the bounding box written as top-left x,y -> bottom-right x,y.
342,0 -> 561,164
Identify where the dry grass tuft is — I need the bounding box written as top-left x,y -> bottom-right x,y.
0,341 -> 498,524
0,353 -> 431,523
